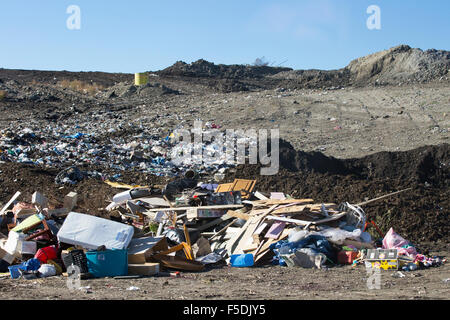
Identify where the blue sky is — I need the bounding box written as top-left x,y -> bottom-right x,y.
0,0 -> 448,73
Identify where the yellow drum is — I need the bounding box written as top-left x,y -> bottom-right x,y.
135,72 -> 148,86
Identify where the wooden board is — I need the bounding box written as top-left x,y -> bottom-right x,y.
251,198 -> 315,207
250,203 -> 337,215
265,211 -> 347,226
253,228 -> 290,263
214,183 -> 234,193
230,204 -> 278,255
230,179 -> 256,199
195,214 -> 234,232
144,204 -> 243,213
231,216 -> 262,255
0,191 -> 21,216
226,210 -> 251,220
225,218 -> 253,255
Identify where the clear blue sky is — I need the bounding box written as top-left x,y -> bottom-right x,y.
1,0 -> 448,73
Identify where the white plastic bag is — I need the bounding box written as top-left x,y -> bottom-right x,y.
38,264 -> 56,278
319,227 -> 361,243
288,229 -> 311,243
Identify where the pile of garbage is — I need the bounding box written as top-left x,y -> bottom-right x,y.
0,178 -> 445,281
0,123 -> 258,180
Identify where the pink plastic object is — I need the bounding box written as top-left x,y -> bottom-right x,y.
382,228 -> 417,258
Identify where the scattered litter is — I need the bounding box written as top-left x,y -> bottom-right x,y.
126,286 -> 140,291
392,271 -> 406,278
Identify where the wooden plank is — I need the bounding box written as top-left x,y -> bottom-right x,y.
253,191 -> 269,200
215,183 -> 233,193
264,221 -> 286,239
226,210 -> 251,220
251,198 -> 314,207
251,203 -> 337,215
208,219 -> 238,241
195,214 -> 234,232
230,179 -> 256,199
231,204 -> 279,255
225,218 -> 253,255
232,216 -> 261,255
253,222 -> 268,237
1,191 -> 21,216
254,228 -> 290,263
144,204 -> 243,213
265,211 -> 347,226
270,192 -> 286,200
134,197 -> 170,207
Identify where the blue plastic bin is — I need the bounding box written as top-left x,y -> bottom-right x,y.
8,264 -> 25,279
85,249 -> 128,278
230,254 -> 254,267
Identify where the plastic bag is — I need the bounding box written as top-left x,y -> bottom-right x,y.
37,264 -> 56,278
288,229 -> 310,243
34,245 -> 58,264
382,228 -> 417,258
319,227 -> 361,243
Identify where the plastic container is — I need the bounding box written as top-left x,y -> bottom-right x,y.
112,188 -> 153,203
8,263 -> 26,279
62,249 -> 89,273
230,254 -> 254,267
85,249 -> 128,278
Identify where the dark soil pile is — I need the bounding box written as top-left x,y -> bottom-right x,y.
157,59 -> 292,79
225,141 -> 449,245
0,163 -> 169,217
0,142 -> 448,246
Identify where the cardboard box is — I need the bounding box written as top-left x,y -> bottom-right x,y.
127,236 -> 167,264
0,247 -> 15,264
365,249 -> 399,270
128,262 -> 160,276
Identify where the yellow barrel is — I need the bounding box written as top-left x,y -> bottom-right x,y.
135,72 -> 148,86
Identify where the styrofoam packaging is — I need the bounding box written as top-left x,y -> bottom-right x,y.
112,190 -> 132,204
4,231 -> 26,255
57,212 -> 134,250
18,241 -> 37,255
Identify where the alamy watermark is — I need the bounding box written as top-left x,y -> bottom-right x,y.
66,264 -> 81,290
367,5 -> 381,30
366,264 -> 381,290
66,5 -> 81,30
170,121 -> 279,175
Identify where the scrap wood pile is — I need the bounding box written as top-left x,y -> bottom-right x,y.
0,178 -> 446,281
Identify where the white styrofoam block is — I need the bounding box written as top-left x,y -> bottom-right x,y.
19,241 -> 37,255
57,212 -> 134,250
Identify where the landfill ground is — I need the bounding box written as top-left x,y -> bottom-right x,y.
0,45 -> 449,300
0,254 -> 449,300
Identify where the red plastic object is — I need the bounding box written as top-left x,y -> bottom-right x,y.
337,251 -> 359,265
34,246 -> 58,264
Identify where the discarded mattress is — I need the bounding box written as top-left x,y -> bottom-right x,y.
57,212 -> 134,250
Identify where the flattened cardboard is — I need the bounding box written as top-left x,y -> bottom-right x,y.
128,262 -> 160,276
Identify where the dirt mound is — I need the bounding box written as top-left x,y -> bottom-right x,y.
0,69 -> 132,87
225,142 -> 449,244
101,82 -> 179,99
0,162 -> 168,217
347,44 -> 450,85
158,59 -> 292,79
276,139 -> 449,187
